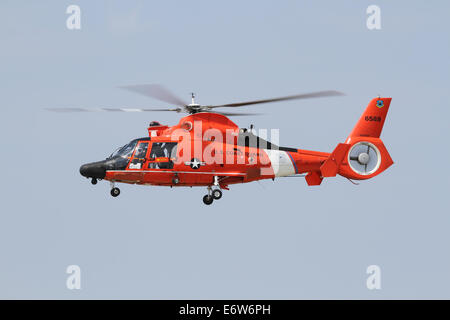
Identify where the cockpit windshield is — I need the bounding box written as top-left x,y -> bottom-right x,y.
105,138 -> 150,170
109,140 -> 138,159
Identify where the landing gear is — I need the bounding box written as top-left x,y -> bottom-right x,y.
203,194 -> 214,205
202,186 -> 214,205
110,181 -> 120,197
212,189 -> 222,200
110,187 -> 120,197
202,183 -> 223,205
211,176 -> 223,200
91,178 -> 97,185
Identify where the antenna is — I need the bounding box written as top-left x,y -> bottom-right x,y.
191,92 -> 196,105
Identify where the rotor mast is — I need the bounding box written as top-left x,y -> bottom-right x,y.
187,92 -> 203,113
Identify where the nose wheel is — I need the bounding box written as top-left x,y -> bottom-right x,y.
110,187 -> 120,197
109,182 -> 120,197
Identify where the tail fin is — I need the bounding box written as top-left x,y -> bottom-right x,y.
318,97 -> 393,181
346,97 -> 391,140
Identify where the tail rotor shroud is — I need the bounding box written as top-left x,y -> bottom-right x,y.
348,142 -> 381,175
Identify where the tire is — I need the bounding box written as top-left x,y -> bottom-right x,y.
212,189 -> 222,200
91,178 -> 97,185
202,195 -> 214,205
110,187 -> 120,197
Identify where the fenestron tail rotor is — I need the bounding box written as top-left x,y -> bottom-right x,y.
348,142 -> 380,175
46,84 -> 345,116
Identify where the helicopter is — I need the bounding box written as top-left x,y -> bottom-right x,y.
49,85 -> 393,205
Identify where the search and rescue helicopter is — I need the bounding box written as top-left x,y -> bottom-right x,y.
49,85 -> 393,205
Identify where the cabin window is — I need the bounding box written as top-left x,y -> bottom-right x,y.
148,142 -> 178,169
149,142 -> 177,159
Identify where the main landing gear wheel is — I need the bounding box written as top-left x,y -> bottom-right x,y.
91,178 -> 97,185
212,189 -> 222,200
203,195 -> 214,205
110,187 -> 120,197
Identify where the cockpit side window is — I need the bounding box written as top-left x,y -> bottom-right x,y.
134,142 -> 148,159
129,141 -> 149,169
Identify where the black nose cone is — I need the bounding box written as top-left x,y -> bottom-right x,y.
80,160 -> 107,179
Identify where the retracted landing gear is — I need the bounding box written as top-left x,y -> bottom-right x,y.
110,182 -> 120,197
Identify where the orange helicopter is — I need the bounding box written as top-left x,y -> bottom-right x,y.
50,85 -> 393,205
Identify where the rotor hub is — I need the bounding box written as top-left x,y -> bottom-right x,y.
358,152 -> 370,165
186,103 -> 203,113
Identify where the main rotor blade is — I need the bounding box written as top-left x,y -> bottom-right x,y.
46,107 -> 182,112
208,90 -> 345,108
215,111 -> 263,116
118,84 -> 188,106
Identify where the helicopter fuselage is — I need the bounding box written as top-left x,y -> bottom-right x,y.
80,113 -> 329,189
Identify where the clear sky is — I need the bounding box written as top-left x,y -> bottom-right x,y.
0,0 -> 449,299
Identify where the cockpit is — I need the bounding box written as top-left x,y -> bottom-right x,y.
106,137 -> 150,170
80,137 -> 178,181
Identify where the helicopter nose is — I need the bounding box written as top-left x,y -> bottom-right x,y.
79,161 -> 107,179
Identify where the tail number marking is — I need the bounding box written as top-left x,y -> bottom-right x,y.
365,116 -> 382,122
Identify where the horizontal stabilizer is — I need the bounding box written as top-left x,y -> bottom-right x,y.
320,143 -> 351,177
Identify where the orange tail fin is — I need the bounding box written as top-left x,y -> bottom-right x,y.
346,97 -> 391,141
306,97 -> 394,185
339,97 -> 393,180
